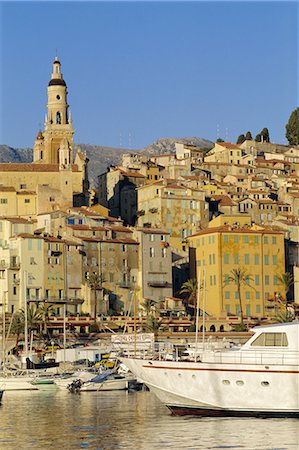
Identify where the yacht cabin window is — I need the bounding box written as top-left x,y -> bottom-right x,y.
250,332 -> 288,347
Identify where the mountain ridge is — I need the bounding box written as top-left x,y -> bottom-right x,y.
0,137 -> 213,186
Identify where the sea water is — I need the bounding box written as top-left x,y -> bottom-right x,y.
0,389 -> 298,449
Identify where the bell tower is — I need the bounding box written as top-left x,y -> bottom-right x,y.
34,56 -> 74,164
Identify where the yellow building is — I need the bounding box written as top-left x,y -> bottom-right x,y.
137,180 -> 208,251
188,215 -> 285,321
204,142 -> 243,164
0,56 -> 89,218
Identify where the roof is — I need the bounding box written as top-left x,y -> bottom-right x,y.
48,78 -> 66,87
136,227 -> 169,235
188,225 -> 284,238
216,142 -> 241,150
0,216 -> 34,224
0,163 -> 79,172
211,195 -> 236,206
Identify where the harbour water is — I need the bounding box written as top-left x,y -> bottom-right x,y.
0,389 -> 298,449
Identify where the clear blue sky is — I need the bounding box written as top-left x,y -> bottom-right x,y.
0,1 -> 298,149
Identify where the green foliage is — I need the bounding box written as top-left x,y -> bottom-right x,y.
255,133 -> 261,142
276,272 -> 294,300
179,279 -> 197,306
236,134 -> 246,144
286,107 -> 299,145
224,268 -> 254,325
261,127 -> 270,142
245,131 -> 252,140
216,138 -> 224,142
275,310 -> 295,323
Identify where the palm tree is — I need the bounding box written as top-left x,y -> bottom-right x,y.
37,302 -> 55,337
179,278 -> 197,310
277,272 -> 294,307
140,298 -> 157,318
224,268 -> 253,328
86,273 -> 105,319
275,310 -> 295,323
10,311 -> 24,347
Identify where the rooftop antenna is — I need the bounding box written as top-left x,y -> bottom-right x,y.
225,127 -> 229,142
216,124 -> 220,141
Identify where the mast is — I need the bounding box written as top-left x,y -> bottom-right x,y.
194,270 -> 201,362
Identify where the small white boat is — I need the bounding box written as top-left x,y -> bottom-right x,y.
54,370 -> 98,389
68,369 -> 137,392
121,322 -> 299,417
0,374 -> 39,391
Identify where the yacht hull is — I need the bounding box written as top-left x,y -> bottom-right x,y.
121,358 -> 299,417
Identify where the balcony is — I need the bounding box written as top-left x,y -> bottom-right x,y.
147,281 -> 172,288
118,281 -> 134,289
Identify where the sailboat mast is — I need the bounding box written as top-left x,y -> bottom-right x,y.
194,270 -> 201,361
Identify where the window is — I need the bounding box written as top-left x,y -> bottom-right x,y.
256,292 -> 260,300
20,184 -> 27,189
245,291 -> 250,300
255,275 -> 260,286
121,244 -> 127,252
254,254 -> 259,265
251,332 -> 288,347
272,255 -> 277,265
224,235 -> 229,243
30,257 -> 36,265
256,304 -> 261,313
13,286 -> 17,295
272,237 -> 277,245
224,254 -> 229,264
24,199 -> 30,204
265,275 -> 269,285
233,254 -> 239,264
225,291 -> 230,299
244,254 -> 249,265
150,248 -> 155,257
264,255 -> 269,265
273,275 -> 278,285
244,236 -> 249,244
0,198 -> 8,204
233,235 -> 239,243
254,236 -> 259,244
264,236 -> 269,244
149,234 -> 155,242
162,248 -> 166,258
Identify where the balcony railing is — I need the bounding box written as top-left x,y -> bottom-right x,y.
147,281 -> 172,288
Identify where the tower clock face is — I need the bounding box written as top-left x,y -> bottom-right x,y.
56,95 -> 61,100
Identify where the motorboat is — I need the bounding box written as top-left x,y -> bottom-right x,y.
121,322 -> 299,417
67,369 -> 138,392
0,373 -> 39,391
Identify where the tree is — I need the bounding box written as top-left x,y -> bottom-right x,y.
236,134 -> 246,144
37,302 -> 55,336
275,310 -> 295,323
255,133 -> 261,142
179,279 -> 197,310
10,311 -> 24,347
86,273 -> 105,319
140,298 -> 157,318
216,138 -> 224,143
261,127 -> 270,143
286,107 -> 299,146
224,268 -> 254,329
276,272 -> 294,305
245,131 -> 252,140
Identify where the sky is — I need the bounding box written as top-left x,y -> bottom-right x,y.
0,1 -> 298,150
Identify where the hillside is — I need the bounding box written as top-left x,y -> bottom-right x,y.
0,137 -> 213,186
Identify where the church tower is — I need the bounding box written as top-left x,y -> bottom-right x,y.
33,56 -> 74,165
